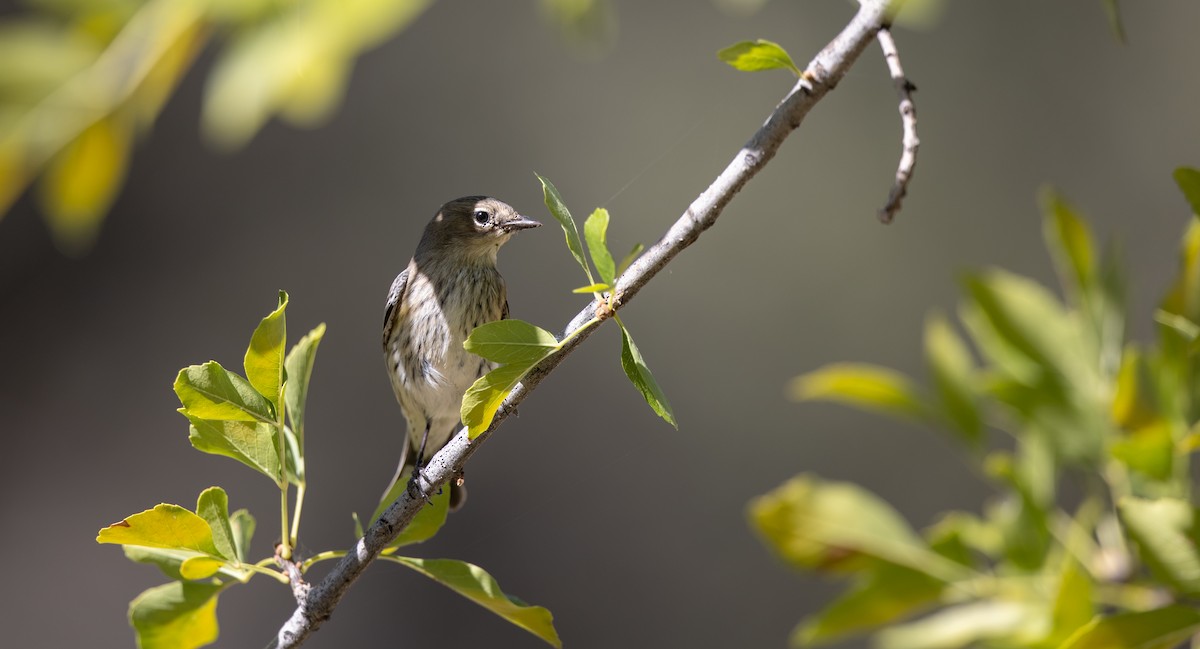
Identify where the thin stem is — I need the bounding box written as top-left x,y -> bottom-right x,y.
278,483 -> 291,560
301,550 -> 349,573
244,563 -> 291,585
290,483 -> 306,548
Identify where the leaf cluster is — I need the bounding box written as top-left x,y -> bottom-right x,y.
753,169 -> 1200,648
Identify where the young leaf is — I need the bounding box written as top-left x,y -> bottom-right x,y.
175,362 -> 274,424
619,324 -> 676,428
461,363 -> 537,439
97,503 -> 221,557
129,581 -> 224,649
244,290 -> 288,409
615,242 -> 644,278
584,207 -> 616,285
717,39 -> 801,76
572,282 -> 611,294
1175,167 -> 1200,217
373,471 -> 450,550
284,322 -> 325,452
789,363 -> 927,422
195,487 -> 237,562
874,600 -> 1045,649
185,415 -> 280,480
1060,605 -> 1200,649
1118,497 -> 1200,594
536,173 -> 592,283
793,562 -> 943,646
1041,187 -> 1096,299
38,116 -> 131,252
122,546 -> 252,583
923,313 -> 982,445
385,557 -> 562,648
463,319 -> 559,365
228,509 -> 255,563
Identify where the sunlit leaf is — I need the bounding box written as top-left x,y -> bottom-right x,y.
386,557 -> 562,648
461,363 -> 534,439
1110,420 -> 1173,481
284,322 -> 326,451
373,469 -> 450,549
572,282 -> 611,294
122,546 -> 252,583
789,363 -> 927,422
1176,167 -> 1200,217
244,291 -> 288,409
583,207 -> 616,285
717,39 -> 800,76
463,320 -> 559,365
619,324 -> 676,428
875,600 -> 1045,649
1060,605 -> 1200,649
38,116 -> 131,252
924,313 -> 981,445
1119,497 -> 1200,594
129,581 -> 224,649
195,487 -> 236,561
793,562 -> 943,646
185,416 -> 280,480
1041,187 -> 1096,299
228,509 -> 254,563
536,173 -> 592,282
175,362 -> 274,424
97,504 -> 220,556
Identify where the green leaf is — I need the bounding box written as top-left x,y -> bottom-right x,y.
284,322 -> 326,452
1175,167 -> 1200,218
175,361 -> 274,424
1110,420 -> 1174,481
122,546 -> 252,583
793,562 -> 943,646
228,509 -> 255,563
572,282 -> 611,294
185,415 -> 280,480
923,313 -> 982,445
875,600 -> 1045,649
38,116 -> 132,253
1118,497 -> 1200,594
789,363 -> 927,422
461,363 -> 535,439
615,242 -> 644,278
537,173 -> 592,283
583,207 -> 616,285
372,469 -> 450,549
749,474 -> 965,581
97,503 -> 221,557
195,487 -> 236,561
129,581 -> 224,649
619,324 -> 676,428
717,39 -> 801,76
244,290 -> 288,409
180,556 -> 225,580
1060,605 -> 1200,649
1045,556 -> 1095,647
1041,187 -> 1096,299
386,557 -> 562,648
1101,0 -> 1126,44
463,320 -> 559,365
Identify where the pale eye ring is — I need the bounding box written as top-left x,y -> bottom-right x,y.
473,210 -> 490,225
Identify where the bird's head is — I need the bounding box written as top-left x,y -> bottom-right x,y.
418,196 -> 542,262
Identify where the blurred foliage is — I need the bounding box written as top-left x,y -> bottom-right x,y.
0,0 -> 432,254
754,169 -> 1200,648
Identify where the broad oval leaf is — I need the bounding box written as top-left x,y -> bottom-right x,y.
789,363 -> 927,422
244,290 -> 288,409
196,487 -> 236,561
717,39 -> 800,76
584,208 -> 616,285
463,319 -> 559,365
619,325 -> 676,428
175,362 -> 274,424
537,173 -> 592,283
97,504 -> 220,557
284,322 -> 326,449
38,116 -> 131,252
1060,605 -> 1200,649
386,557 -> 562,648
186,415 -> 280,480
373,471 -> 450,550
461,363 -> 535,439
130,581 -> 224,649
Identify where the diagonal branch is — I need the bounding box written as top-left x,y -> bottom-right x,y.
273,0 -> 901,646
876,25 -> 919,224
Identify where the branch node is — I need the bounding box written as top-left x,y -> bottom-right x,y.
275,552 -> 311,605
876,26 -> 919,224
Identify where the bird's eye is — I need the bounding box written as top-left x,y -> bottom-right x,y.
473,210 -> 490,225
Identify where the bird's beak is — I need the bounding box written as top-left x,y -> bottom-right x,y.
504,215 -> 543,231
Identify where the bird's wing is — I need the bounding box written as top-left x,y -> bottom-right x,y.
382,267 -> 409,348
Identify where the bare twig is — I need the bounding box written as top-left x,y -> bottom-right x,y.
275,552 -> 310,604
877,26 -> 919,224
273,1 -> 899,646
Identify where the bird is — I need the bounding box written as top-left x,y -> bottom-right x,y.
382,196 -> 541,509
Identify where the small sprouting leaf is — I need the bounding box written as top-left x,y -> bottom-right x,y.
228,509 -> 255,563
175,362 -> 274,424
129,581 -> 224,649
1041,187 -> 1096,298
386,557 -> 562,648
619,324 -> 676,428
38,116 -> 132,252
1060,605 -> 1200,649
180,556 -> 225,580
923,313 -> 981,445
789,363 -> 927,422
537,173 -> 592,283
284,323 -> 325,450
373,471 -> 450,549
615,242 -> 644,278
463,320 -> 559,365
195,487 -> 236,561
572,282 -> 611,294
1118,497 -> 1200,594
1175,167 -> 1200,218
461,363 -> 536,439
185,415 -> 280,480
717,39 -> 800,76
584,208 -> 616,285
97,504 -> 221,556
244,290 -> 288,409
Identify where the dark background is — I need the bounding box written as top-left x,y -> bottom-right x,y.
2,1 -> 1199,647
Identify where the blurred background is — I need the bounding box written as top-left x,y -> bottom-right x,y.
2,1 -> 1199,647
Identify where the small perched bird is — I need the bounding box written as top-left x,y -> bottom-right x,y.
382,196 -> 541,508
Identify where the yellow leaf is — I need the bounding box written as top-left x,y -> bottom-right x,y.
38,117 -> 131,252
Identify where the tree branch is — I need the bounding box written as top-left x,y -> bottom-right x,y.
876,26 -> 919,224
273,1 -> 901,645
